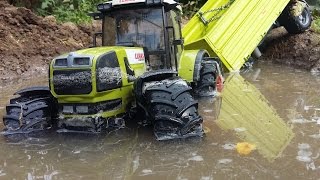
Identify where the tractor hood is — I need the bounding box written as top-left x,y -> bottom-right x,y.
52,46 -> 146,68
54,46 -> 125,62
49,46 -> 146,102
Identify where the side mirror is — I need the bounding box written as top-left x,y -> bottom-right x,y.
92,32 -> 102,47
166,26 -> 184,46
88,12 -> 103,20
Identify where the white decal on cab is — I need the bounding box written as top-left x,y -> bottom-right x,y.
125,49 -> 145,65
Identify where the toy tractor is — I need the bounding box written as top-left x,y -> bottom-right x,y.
3,0 -> 223,140
2,0 -> 312,140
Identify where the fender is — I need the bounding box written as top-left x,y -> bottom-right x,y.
134,70 -> 177,103
178,49 -> 208,83
14,86 -> 51,96
10,86 -> 56,105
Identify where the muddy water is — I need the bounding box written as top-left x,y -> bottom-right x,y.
0,61 -> 320,179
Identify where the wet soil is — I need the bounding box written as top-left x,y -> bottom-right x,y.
0,0 -> 320,81
0,0 -> 100,81
261,27 -> 320,73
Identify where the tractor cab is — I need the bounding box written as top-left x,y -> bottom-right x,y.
92,0 -> 183,71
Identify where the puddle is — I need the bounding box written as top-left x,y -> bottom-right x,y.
0,61 -> 320,179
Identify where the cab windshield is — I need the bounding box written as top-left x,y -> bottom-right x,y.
103,8 -> 164,52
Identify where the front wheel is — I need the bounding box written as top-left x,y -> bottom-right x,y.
278,1 -> 312,34
2,87 -> 56,134
142,77 -> 203,140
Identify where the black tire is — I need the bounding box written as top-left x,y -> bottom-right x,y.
3,93 -> 56,134
194,60 -> 218,97
278,1 -> 312,34
142,77 -> 203,140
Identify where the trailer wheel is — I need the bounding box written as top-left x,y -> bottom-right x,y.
143,77 -> 203,140
195,60 -> 218,97
3,92 -> 56,134
278,1 -> 312,34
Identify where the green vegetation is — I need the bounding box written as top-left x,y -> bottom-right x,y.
310,0 -> 320,33
312,10 -> 320,33
11,0 -> 318,25
37,0 -> 103,24
7,0 -> 320,24
180,0 -> 207,17
8,0 -> 206,24
9,0 -> 103,24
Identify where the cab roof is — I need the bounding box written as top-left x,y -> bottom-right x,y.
112,0 -> 179,6
97,0 -> 181,12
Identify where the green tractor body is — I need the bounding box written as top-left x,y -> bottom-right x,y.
50,47 -> 146,129
2,0 -> 213,138
47,1 -> 217,135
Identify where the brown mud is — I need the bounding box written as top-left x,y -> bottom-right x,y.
261,27 -> 320,73
0,0 -> 100,81
0,0 -> 320,82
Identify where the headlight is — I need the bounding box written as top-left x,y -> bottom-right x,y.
63,106 -> 74,114
76,106 -> 89,114
54,58 -> 68,67
73,57 -> 90,66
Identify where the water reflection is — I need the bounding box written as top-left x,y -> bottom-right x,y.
1,62 -> 320,179
216,73 -> 294,161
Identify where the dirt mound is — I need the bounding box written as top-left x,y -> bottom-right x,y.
0,0 -> 99,80
1,0 -> 320,81
262,28 -> 320,73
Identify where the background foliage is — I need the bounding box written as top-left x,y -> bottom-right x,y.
8,0 -> 206,23
179,0 -> 207,17
8,0 -> 103,23
7,0 -> 320,24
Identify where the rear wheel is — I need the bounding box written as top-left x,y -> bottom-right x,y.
3,89 -> 56,134
142,77 -> 203,140
278,1 -> 312,34
194,60 -> 218,96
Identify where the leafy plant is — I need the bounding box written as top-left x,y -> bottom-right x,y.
180,0 -> 207,17
8,0 -> 207,24
36,0 -> 103,24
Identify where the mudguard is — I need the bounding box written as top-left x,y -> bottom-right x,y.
134,70 -> 177,103
14,86 -> 51,96
178,50 -> 208,83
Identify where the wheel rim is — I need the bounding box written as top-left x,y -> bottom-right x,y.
298,8 -> 310,26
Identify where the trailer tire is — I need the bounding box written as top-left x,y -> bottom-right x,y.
3,92 -> 56,134
278,2 -> 312,34
143,77 -> 203,140
194,60 -> 218,97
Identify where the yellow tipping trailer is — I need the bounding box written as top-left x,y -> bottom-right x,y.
182,0 -> 290,71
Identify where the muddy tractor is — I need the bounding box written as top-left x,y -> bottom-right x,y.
3,0 -> 223,140
2,0 -> 312,140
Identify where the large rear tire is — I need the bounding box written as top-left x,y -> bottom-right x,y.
278,1 -> 312,34
3,88 -> 56,134
142,77 -> 203,140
